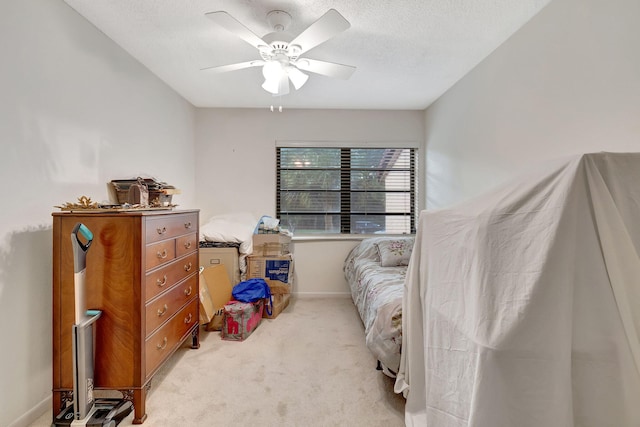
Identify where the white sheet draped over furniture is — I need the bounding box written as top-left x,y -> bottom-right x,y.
395,152 -> 640,427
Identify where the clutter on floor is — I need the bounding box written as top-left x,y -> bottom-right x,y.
198,214 -> 294,340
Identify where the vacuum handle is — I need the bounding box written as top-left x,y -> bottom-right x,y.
71,223 -> 94,323
71,223 -> 93,274
76,309 -> 102,328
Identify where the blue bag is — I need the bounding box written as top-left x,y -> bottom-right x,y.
232,278 -> 273,316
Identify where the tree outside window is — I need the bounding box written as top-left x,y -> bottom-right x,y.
277,147 -> 416,234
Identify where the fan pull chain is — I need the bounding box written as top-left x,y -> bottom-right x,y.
270,105 -> 283,112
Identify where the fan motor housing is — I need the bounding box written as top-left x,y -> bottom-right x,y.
260,33 -> 300,60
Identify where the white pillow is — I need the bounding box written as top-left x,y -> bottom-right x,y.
200,212 -> 258,248
375,238 -> 414,267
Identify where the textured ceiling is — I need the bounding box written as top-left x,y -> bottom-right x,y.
62,0 -> 550,110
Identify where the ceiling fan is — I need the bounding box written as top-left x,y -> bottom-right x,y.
203,8 -> 356,96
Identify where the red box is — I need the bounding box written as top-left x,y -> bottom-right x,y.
221,300 -> 264,341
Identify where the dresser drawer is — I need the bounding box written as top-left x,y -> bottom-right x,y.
145,213 -> 198,244
145,252 -> 198,302
146,240 -> 177,270
176,233 -> 197,257
145,275 -> 197,336
145,298 -> 198,377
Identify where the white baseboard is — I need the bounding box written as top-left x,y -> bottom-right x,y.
8,395 -> 50,427
293,291 -> 351,299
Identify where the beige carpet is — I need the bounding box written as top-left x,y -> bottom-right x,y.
32,297 -> 405,426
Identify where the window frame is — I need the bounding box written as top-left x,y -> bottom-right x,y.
276,141 -> 419,235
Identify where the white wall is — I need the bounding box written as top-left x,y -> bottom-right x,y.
425,0 -> 640,209
0,1 -> 196,426
195,109 -> 425,296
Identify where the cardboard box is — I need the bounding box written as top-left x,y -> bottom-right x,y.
198,267 -> 216,324
252,233 -> 292,256
199,265 -> 233,331
247,254 -> 293,319
252,242 -> 290,257
264,293 -> 291,319
247,254 -> 294,289
199,246 -> 240,284
221,300 -> 263,341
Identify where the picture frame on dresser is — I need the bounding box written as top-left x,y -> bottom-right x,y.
51,209 -> 200,424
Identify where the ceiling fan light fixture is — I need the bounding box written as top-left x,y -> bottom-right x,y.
262,60 -> 283,80
261,60 -> 287,94
277,74 -> 290,95
286,65 -> 309,90
262,77 -> 280,94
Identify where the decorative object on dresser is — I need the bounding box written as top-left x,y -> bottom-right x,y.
108,177 -> 180,207
52,210 -> 200,424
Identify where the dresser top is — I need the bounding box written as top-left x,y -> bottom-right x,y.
52,208 -> 199,217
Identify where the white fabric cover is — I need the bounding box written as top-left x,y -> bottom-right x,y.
396,153 -> 640,427
200,212 -> 258,255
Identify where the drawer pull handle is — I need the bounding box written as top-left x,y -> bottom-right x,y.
184,241 -> 192,249
184,262 -> 192,272
157,249 -> 168,259
156,275 -> 167,287
184,313 -> 193,324
156,337 -> 168,350
157,304 -> 168,317
184,286 -> 193,297
156,226 -> 167,235
184,222 -> 192,229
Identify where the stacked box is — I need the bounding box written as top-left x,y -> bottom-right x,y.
252,233 -> 292,256
247,254 -> 293,319
221,300 -> 264,341
247,254 -> 293,287
199,246 -> 241,285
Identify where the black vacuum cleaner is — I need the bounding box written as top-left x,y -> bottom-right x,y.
52,223 -> 132,427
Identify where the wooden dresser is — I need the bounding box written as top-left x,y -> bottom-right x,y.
52,209 -> 200,424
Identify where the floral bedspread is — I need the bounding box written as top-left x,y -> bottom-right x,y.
344,237 -> 413,376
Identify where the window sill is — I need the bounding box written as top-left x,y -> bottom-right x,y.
292,234 -> 414,243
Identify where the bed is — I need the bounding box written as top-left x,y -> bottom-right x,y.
344,236 -> 414,377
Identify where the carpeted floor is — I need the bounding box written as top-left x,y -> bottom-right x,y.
32,297 -> 405,426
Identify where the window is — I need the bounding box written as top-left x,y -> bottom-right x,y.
276,146 -> 417,234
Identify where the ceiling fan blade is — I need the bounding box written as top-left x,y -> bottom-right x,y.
205,11 -> 269,50
289,9 -> 350,55
200,60 -> 265,73
295,59 -> 356,80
